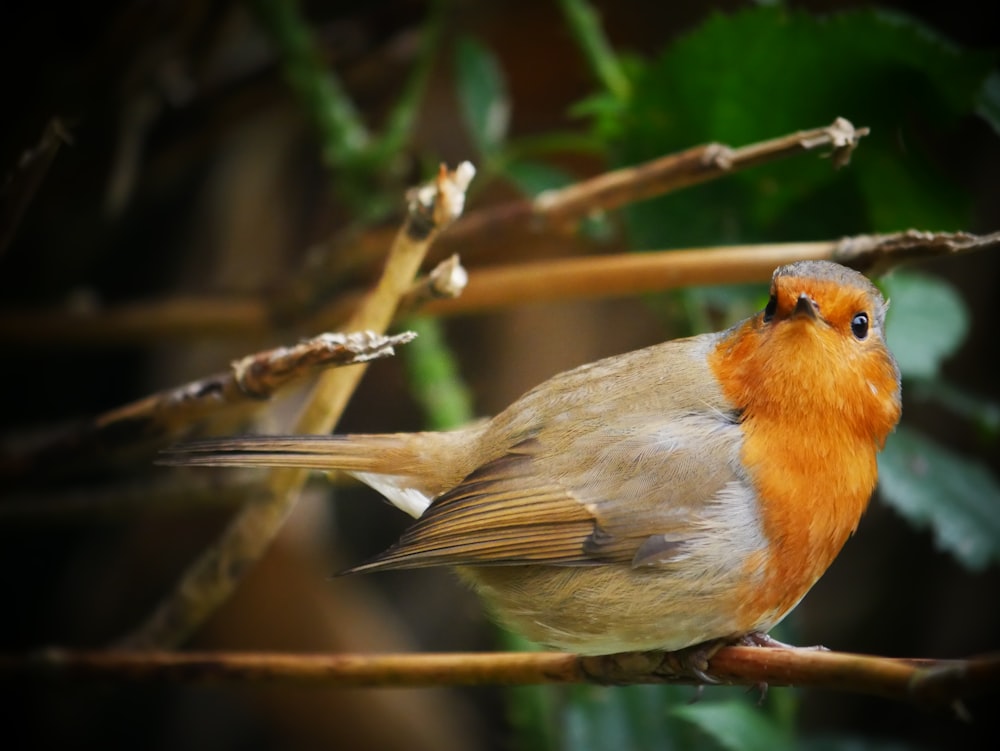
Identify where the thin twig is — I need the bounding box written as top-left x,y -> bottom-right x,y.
118,162 -> 474,649
447,117 -> 867,242
533,117 -> 867,229
4,229 -> 994,345
0,331 -> 416,480
3,647 -> 997,708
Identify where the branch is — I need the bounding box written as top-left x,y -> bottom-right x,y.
3,646 -> 997,709
0,330 -> 416,480
4,229 -> 993,345
354,229 -> 1000,320
0,119 -> 873,342
118,162 -> 474,649
528,117 -> 866,230
314,118 -> 868,283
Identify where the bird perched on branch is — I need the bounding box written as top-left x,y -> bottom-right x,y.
163,260 -> 901,659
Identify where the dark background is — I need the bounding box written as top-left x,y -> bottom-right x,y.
1,1 -> 998,749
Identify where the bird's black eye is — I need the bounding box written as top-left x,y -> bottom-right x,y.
851,312 -> 869,339
763,295 -> 777,322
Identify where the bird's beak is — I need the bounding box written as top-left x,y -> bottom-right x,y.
792,293 -> 818,320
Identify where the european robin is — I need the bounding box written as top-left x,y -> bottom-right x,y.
164,260 -> 901,656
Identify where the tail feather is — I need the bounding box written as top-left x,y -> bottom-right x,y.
161,428 -> 486,518
158,434 -> 410,474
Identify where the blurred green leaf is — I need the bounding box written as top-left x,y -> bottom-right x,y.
563,684 -> 709,751
800,737 -> 921,751
455,36 -> 510,155
882,271 -> 969,379
555,0 -> 631,101
671,700 -> 793,751
503,159 -> 575,196
596,7 -> 994,249
560,684 -> 798,751
878,426 -> 1000,570
401,317 -> 475,431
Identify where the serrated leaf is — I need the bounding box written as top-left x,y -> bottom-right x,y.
878,426 -> 1000,570
671,701 -> 793,751
454,36 -> 510,155
881,271 -> 969,379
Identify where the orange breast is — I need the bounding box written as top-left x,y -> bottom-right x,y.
707,317 -> 897,629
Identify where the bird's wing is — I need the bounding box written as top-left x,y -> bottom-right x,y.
344,413 -> 744,574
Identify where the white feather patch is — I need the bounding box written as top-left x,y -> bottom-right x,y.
351,471 -> 432,518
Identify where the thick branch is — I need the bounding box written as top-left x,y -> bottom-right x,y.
3,230 -> 993,345
3,646 -> 997,709
318,229 -> 1000,322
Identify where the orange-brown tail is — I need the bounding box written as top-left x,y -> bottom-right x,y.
160,431 -> 482,518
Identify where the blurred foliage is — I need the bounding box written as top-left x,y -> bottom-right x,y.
444,2 -> 998,750
590,6 -> 996,246
877,271 -> 1000,569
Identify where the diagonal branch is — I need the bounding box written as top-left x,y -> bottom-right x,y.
0,330 -> 416,480
118,162 -> 474,649
527,117 -> 866,229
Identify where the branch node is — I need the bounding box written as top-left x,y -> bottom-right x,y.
809,116 -> 869,168
703,143 -> 734,170
406,161 -> 476,241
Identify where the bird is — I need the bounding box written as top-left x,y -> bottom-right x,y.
162,260 -> 901,658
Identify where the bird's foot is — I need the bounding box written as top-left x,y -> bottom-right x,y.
656,640 -> 727,685
579,643 -> 724,687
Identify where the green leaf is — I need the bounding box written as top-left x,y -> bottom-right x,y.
878,426 -> 1000,570
401,316 -> 474,430
597,7 -> 995,249
503,160 -> 575,196
881,271 -> 969,379
671,700 -> 793,751
562,684 -> 719,751
454,36 -> 510,155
